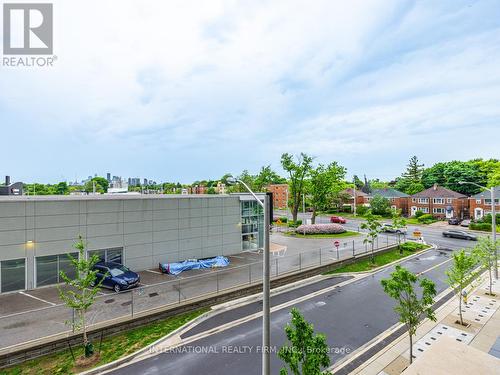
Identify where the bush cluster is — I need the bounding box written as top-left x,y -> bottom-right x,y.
355,205 -> 370,216
417,214 -> 436,224
470,222 -> 492,232
288,219 -> 303,228
295,223 -> 346,234
399,242 -> 426,252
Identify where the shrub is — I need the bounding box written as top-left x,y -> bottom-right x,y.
470,223 -> 492,232
414,210 -> 424,218
356,205 -> 370,216
417,214 -> 436,224
479,213 -> 500,224
399,242 -> 426,252
295,224 -> 346,235
288,219 -> 302,228
370,195 -> 391,216
279,217 -> 288,223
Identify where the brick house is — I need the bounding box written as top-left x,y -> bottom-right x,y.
342,188 -> 370,211
267,184 -> 289,209
371,188 -> 409,216
408,184 -> 468,219
468,186 -> 500,220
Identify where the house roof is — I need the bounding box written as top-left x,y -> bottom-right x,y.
343,188 -> 369,197
410,184 -> 466,199
470,186 -> 500,199
371,188 -> 408,198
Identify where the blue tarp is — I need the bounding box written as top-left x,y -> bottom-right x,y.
159,256 -> 230,275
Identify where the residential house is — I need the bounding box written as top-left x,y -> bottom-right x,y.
266,184 -> 289,209
408,184 -> 468,219
371,188 -> 409,215
468,186 -> 500,220
342,188 -> 370,211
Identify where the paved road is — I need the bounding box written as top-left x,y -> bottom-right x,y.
110,234 -> 476,375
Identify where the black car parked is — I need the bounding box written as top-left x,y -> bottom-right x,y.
91,262 -> 140,292
447,218 -> 461,225
442,230 -> 477,241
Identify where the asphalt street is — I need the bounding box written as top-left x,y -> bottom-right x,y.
109,229 -> 478,375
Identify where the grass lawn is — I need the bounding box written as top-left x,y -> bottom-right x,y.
324,242 -> 429,274
2,308 -> 209,375
284,231 -> 360,238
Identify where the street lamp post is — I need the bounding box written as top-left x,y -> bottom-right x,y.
227,177 -> 271,375
459,181 -> 497,279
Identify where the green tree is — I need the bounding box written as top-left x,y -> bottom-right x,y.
254,165 -> 286,191
381,266 -> 437,364
308,162 -> 346,224
361,212 -> 382,264
353,175 -> 364,190
487,164 -> 500,187
281,153 -> 314,222
446,249 -> 478,326
58,236 -> 104,358
394,178 -> 425,195
84,177 -> 109,193
55,181 -> 69,195
278,308 -> 330,375
392,210 -> 407,254
402,156 -> 424,183
473,237 -> 499,296
369,194 -> 391,216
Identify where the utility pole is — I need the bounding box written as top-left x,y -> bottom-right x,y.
353,178 -> 357,217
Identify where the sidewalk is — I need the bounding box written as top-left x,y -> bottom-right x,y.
344,273 -> 500,375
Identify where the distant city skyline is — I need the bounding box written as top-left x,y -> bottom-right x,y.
1,1 -> 499,184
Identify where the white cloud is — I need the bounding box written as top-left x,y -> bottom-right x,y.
0,0 -> 499,182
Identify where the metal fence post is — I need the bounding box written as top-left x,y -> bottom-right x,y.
216,271 -> 220,294
319,248 -> 322,265
131,290 -> 134,317
336,246 -> 340,260
249,264 -> 252,284
178,279 -> 181,303
276,258 -> 279,276
72,308 -> 75,333
352,240 -> 355,257
299,253 -> 302,270
386,235 -> 389,247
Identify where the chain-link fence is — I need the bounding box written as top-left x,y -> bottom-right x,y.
0,234 -> 404,349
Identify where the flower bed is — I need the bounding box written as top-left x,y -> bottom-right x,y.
295,223 -> 346,234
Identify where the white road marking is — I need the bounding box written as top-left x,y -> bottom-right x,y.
19,291 -> 56,306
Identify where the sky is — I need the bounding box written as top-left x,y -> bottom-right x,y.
1,0 -> 499,184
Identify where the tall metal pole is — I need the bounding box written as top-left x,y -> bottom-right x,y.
263,194 -> 271,375
232,179 -> 270,374
491,187 -> 497,279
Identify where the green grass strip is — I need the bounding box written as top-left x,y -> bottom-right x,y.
324,243 -> 428,274
1,308 -> 209,375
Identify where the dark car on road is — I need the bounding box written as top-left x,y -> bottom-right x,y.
448,218 -> 461,225
381,223 -> 407,234
91,262 -> 140,292
330,216 -> 347,224
442,230 -> 477,241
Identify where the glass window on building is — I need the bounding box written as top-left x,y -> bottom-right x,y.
36,253 -> 78,287
88,248 -> 123,264
1,258 -> 26,293
240,200 -> 264,250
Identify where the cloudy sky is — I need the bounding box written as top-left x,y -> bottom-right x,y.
1,0 -> 499,184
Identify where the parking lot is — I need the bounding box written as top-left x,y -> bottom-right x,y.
0,230 -> 389,350
0,251 -> 262,319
